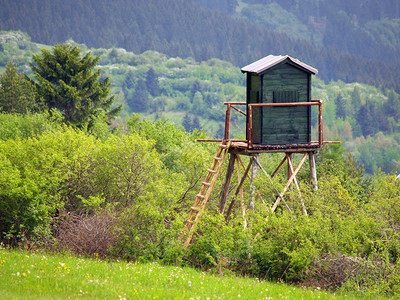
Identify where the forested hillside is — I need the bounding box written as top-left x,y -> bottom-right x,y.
197,0 -> 400,64
1,0 -> 400,92
2,31 -> 400,174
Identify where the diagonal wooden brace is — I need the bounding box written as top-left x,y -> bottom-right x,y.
271,153 -> 309,213
286,153 -> 308,215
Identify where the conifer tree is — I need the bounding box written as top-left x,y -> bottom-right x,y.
29,43 -> 121,128
334,92 -> 346,119
192,116 -> 201,131
357,103 -> 374,137
145,67 -> 159,97
182,113 -> 193,132
128,78 -> 149,112
351,87 -> 362,117
0,61 -> 42,113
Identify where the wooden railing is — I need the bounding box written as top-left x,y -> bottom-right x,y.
224,100 -> 323,148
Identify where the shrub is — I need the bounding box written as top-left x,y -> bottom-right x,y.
53,210 -> 119,258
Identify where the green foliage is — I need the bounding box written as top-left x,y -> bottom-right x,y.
1,105 -> 400,297
0,61 -> 43,113
128,78 -> 149,112
5,32 -> 400,173
0,122 -> 174,243
30,43 -> 121,128
0,112 -> 60,141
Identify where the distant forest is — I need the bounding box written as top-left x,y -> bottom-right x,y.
1,0 -> 400,92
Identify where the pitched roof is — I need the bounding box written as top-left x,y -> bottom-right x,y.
241,55 -> 318,75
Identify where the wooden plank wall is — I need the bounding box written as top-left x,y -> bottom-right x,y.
261,63 -> 310,144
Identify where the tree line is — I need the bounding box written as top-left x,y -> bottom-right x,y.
1,0 -> 400,92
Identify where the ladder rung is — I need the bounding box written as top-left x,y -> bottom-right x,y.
219,144 -> 228,149
196,194 -> 205,198
191,206 -> 201,211
214,156 -> 222,160
208,169 -> 217,173
202,181 -> 211,186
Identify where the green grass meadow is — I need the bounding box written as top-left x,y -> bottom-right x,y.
0,248 -> 360,299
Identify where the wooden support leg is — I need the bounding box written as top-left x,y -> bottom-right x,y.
236,156 -> 247,228
286,153 -> 308,216
237,156 -> 269,212
219,153 -> 236,214
249,154 -> 259,209
225,157 -> 253,221
287,153 -> 293,190
271,153 -> 308,213
253,156 -> 291,213
271,155 -> 287,178
309,151 -> 318,190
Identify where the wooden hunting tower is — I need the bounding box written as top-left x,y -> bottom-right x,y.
184,55 -> 327,248
241,55 -> 318,146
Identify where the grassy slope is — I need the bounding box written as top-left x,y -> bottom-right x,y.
0,248 -> 356,299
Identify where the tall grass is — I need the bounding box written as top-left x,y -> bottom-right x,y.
0,248 -> 359,299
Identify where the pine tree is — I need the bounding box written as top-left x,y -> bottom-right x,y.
351,87 -> 362,117
357,103 -> 373,137
386,90 -> 400,121
0,61 -> 42,113
192,116 -> 201,131
182,113 -> 193,132
30,44 -> 121,128
145,67 -> 159,97
191,79 -> 202,101
128,78 -> 149,112
123,70 -> 136,91
334,92 -> 346,119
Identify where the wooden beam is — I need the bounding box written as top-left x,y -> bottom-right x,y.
225,157 -> 253,221
253,156 -> 291,213
271,155 -> 287,178
249,154 -> 259,209
223,102 -> 246,105
236,156 -> 247,228
225,104 -> 231,140
286,154 -> 307,215
248,105 -> 253,148
237,156 -> 268,211
219,154 -> 236,214
231,105 -> 247,116
271,153 -> 308,213
249,102 -> 320,107
309,152 -> 318,190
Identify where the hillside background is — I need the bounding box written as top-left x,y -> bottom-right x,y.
1,0 -> 400,174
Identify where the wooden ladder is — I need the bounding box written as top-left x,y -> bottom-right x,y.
184,140 -> 232,248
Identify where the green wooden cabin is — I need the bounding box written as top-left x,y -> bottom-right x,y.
241,55 -> 318,145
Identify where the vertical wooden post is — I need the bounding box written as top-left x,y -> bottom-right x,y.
249,153 -> 259,209
219,153 -> 236,214
319,101 -> 323,147
224,104 -> 231,140
236,156 -> 247,228
309,151 -> 318,190
286,153 -> 293,190
248,105 -> 253,148
226,158 -> 253,221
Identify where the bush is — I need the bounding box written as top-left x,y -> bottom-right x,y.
53,210 -> 119,258
0,124 -> 173,244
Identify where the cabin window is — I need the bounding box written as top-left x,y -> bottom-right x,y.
273,90 -> 299,103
